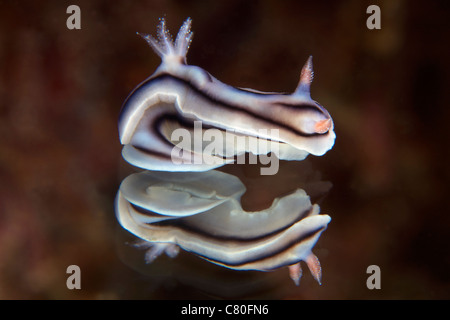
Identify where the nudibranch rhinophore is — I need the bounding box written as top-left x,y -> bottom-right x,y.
115,170 -> 331,286
118,18 -> 335,172
115,18 -> 335,287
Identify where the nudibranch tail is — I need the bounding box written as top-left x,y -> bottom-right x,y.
137,17 -> 193,64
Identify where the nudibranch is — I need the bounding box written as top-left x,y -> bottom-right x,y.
118,18 -> 335,172
115,170 -> 331,285
116,18 -> 335,287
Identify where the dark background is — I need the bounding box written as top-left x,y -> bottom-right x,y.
0,0 -> 449,299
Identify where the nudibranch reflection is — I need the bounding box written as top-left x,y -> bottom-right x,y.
118,18 -> 335,172
115,18 -> 335,287
115,170 -> 331,286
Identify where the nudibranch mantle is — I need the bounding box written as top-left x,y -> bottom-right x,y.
118,18 -> 335,172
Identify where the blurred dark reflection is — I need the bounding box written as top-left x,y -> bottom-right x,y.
0,0 -> 449,299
